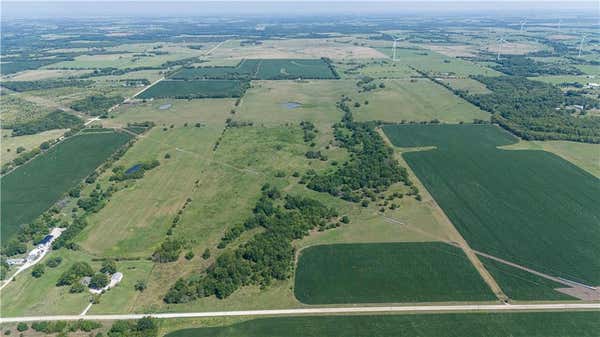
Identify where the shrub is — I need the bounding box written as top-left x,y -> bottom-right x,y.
202,248 -> 211,260
185,251 -> 195,260
31,264 -> 45,278
69,283 -> 86,293
134,280 -> 147,292
100,260 -> 117,274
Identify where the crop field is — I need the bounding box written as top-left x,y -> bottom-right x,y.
170,58 -> 337,80
163,312 -> 600,337
294,242 -> 495,304
480,257 -> 576,301
0,131 -> 132,244
352,78 -> 489,123
136,80 -> 244,99
382,124 -> 600,285
501,140 -> 600,178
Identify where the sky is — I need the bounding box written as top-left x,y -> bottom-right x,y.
2,1 -> 598,18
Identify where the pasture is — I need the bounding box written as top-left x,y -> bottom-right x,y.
170,58 -> 337,80
382,124 -> 600,285
136,80 -> 244,99
1,131 -> 132,244
376,48 -> 501,76
236,80 -> 353,126
294,242 -> 495,304
352,78 -> 489,123
335,59 -> 417,79
0,128 -> 66,165
163,312 -> 600,337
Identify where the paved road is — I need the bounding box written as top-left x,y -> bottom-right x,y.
2,303 -> 599,323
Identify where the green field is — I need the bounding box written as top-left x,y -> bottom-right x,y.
170,59 -> 337,80
137,80 -> 244,99
352,78 -> 489,123
376,48 -> 501,76
382,124 -> 600,285
480,257 -> 576,301
0,131 -> 132,244
164,312 -> 600,337
294,242 -> 495,304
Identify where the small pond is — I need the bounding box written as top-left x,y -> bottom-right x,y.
282,102 -> 302,109
125,164 -> 142,174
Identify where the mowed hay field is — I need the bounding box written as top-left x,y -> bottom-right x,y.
77,126 -> 220,258
137,80 -> 244,99
236,80 -> 354,126
0,131 -> 132,244
294,242 -> 495,304
352,78 -> 489,123
163,312 -> 600,337
382,124 -> 600,285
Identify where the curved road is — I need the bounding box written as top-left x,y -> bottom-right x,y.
1,303 -> 599,323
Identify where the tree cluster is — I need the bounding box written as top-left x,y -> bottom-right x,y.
164,187 -> 339,303
9,110 -> 82,136
1,79 -> 93,92
492,56 -> 583,76
304,109 -> 410,202
70,95 -> 124,116
109,160 -> 160,181
468,76 -> 600,143
108,317 -> 157,337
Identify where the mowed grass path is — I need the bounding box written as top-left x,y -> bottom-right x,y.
0,131 -> 131,244
164,312 -> 600,337
382,124 -> 600,285
294,242 -> 495,304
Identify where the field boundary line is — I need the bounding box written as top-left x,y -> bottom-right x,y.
2,303 -> 599,323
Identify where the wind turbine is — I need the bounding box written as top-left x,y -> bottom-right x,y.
519,19 -> 527,32
557,18 -> 562,33
496,37 -> 506,61
578,34 -> 586,57
392,38 -> 400,61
